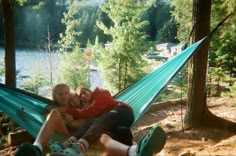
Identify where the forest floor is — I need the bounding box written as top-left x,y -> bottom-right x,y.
132,96 -> 236,156
1,96 -> 236,156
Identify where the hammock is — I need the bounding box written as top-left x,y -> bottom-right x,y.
0,37 -> 206,138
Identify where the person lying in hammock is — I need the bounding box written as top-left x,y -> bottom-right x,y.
48,83 -> 86,128
25,83 -> 87,149
49,86 -> 166,156
49,86 -> 135,154
14,85 -> 132,154
47,85 -> 134,139
14,86 -> 166,156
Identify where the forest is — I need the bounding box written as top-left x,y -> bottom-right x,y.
0,0 -> 236,155
0,0 -> 176,48
0,0 -> 235,95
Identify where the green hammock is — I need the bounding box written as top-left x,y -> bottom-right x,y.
0,37 -> 206,138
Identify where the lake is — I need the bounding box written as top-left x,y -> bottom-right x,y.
0,48 -> 103,89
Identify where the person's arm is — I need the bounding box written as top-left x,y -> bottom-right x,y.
66,91 -> 117,118
65,102 -> 104,118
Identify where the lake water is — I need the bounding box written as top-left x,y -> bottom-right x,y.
0,48 -> 103,89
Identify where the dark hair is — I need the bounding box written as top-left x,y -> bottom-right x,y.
76,86 -> 91,94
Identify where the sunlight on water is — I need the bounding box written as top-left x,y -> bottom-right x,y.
0,48 -> 103,89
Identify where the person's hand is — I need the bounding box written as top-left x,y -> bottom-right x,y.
64,114 -> 74,122
62,113 -> 74,125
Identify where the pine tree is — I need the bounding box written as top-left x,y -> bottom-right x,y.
57,4 -> 88,89
95,0 -> 154,92
58,4 -> 81,53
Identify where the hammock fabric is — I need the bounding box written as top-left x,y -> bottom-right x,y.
0,38 -> 206,138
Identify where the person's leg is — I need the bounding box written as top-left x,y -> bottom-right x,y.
76,106 -> 134,152
100,134 -> 128,156
49,119 -> 95,156
15,109 -> 69,156
51,106 -> 134,155
61,118 -> 94,147
100,125 -> 166,156
34,109 -> 70,149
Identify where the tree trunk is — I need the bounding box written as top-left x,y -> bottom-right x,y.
184,0 -> 236,131
2,0 -> 16,88
184,0 -> 211,128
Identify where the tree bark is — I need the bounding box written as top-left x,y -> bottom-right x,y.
2,0 -> 16,88
184,0 -> 236,131
184,0 -> 211,128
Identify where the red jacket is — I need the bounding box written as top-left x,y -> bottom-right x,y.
65,87 -> 133,118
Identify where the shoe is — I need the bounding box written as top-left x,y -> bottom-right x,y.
50,146 -> 84,156
136,125 -> 166,156
15,142 -> 42,156
48,142 -> 65,151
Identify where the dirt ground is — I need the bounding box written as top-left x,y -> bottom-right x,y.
1,97 -> 236,156
131,96 -> 236,156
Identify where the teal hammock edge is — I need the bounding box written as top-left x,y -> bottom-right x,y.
0,84 -> 48,137
115,37 -> 206,126
0,37 -> 206,138
0,84 -> 67,140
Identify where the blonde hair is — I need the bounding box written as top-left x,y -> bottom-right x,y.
52,83 -> 70,101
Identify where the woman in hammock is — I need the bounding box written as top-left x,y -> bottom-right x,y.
15,86 -> 166,156
26,83 -> 86,150
15,85 -> 133,155
49,86 -> 135,154
49,83 -> 86,128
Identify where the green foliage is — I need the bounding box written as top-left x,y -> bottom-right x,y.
95,0 -> 154,92
1,0 -> 176,48
156,18 -> 178,43
172,0 -> 236,97
14,1 -> 65,48
58,4 -> 81,52
170,0 -> 192,42
21,63 -> 50,95
31,2 -> 45,10
57,46 -> 88,90
75,5 -> 103,46
144,0 -> 174,41
57,5 -> 111,47
207,67 -> 235,97
215,26 -> 236,78
0,64 -> 4,83
0,61 -> 4,76
208,1 -> 236,96
222,84 -> 236,98
57,4 -> 89,90
16,0 -> 27,6
93,7 -> 112,44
